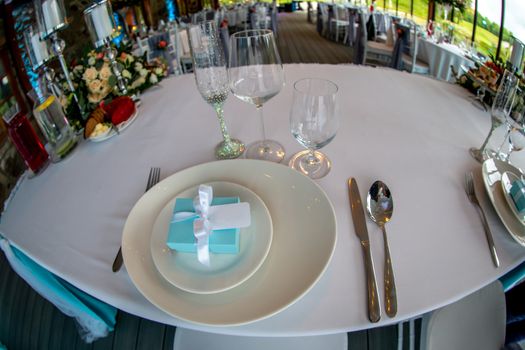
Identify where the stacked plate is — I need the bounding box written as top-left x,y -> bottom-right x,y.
121,159 -> 337,326
482,158 -> 525,246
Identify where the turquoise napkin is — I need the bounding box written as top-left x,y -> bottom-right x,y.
510,179 -> 525,215
0,239 -> 116,343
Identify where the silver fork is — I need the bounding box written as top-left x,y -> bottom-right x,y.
464,172 -> 500,267
112,167 -> 161,272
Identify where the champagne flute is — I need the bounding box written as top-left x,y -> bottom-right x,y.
496,89 -> 525,162
469,70 -> 518,163
229,29 -> 285,163
289,78 -> 339,179
189,20 -> 244,159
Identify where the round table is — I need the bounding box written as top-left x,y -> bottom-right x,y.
417,39 -> 476,82
1,64 -> 524,336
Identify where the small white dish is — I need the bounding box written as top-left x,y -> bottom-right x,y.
500,172 -> 525,225
481,158 -> 525,246
89,107 -> 139,142
150,181 -> 273,294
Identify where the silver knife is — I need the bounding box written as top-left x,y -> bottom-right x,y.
348,178 -> 381,323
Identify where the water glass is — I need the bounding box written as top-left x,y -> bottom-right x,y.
189,20 -> 244,159
229,29 -> 285,163
469,70 -> 518,163
289,78 -> 339,179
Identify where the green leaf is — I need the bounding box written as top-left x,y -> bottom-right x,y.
95,60 -> 104,70
108,75 -> 117,88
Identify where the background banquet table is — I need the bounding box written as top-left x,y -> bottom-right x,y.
417,39 -> 476,81
1,64 -> 525,336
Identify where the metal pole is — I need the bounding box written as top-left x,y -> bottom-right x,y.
496,0 -> 505,60
471,0 -> 478,43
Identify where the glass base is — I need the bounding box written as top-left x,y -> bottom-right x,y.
289,150 -> 331,179
245,140 -> 285,163
215,138 -> 245,160
469,147 -> 496,163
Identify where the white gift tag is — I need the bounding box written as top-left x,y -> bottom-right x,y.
207,202 -> 251,230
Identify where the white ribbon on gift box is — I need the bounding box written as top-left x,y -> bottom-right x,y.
172,185 -> 251,266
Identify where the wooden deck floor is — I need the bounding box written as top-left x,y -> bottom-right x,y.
276,11 -> 354,64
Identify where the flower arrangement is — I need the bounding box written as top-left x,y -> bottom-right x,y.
66,43 -> 167,125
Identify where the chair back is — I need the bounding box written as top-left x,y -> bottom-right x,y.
334,6 -> 347,22
390,22 -> 410,70
353,11 -> 368,65
137,37 -> 151,60
178,28 -> 191,56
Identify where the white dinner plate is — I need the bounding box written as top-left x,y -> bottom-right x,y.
481,158 -> 525,246
89,107 -> 139,142
150,181 -> 273,294
122,159 -> 337,326
500,172 -> 525,225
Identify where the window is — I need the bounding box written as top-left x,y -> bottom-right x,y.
474,0 -> 501,59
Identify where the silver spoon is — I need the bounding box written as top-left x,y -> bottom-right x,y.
366,181 -> 397,318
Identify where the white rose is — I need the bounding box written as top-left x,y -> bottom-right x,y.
83,67 -> 98,82
149,74 -> 158,84
134,62 -> 143,70
88,93 -> 102,104
99,65 -> 112,80
122,69 -> 132,79
88,79 -> 102,93
130,76 -> 146,89
139,68 -> 148,77
154,68 -> 163,76
88,57 -> 96,66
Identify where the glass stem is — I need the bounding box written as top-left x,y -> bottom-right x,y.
478,124 -> 497,153
257,105 -> 267,142
496,127 -> 511,155
306,149 -> 320,166
214,103 -> 232,146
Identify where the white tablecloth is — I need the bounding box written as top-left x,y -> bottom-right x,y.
417,39 -> 476,81
1,64 -> 525,336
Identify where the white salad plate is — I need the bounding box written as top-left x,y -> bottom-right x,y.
89,106 -> 139,142
150,181 -> 273,294
500,172 -> 525,226
122,159 -> 337,326
482,158 -> 525,246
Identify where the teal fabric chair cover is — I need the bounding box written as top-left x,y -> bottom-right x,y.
500,261 -> 525,292
0,238 -> 117,343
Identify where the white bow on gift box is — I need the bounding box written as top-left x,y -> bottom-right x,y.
172,185 -> 251,266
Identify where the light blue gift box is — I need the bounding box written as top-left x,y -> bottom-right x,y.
166,197 -> 240,254
510,180 -> 525,215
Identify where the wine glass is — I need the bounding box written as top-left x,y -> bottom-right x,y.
188,21 -> 244,159
504,127 -> 525,163
229,29 -> 285,163
289,78 -> 339,179
497,90 -> 525,162
469,70 -> 518,163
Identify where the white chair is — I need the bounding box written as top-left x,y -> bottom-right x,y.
236,6 -> 248,30
365,21 -> 395,66
177,28 -> 193,73
402,23 -> 430,75
319,3 -> 330,38
136,37 -> 152,62
330,6 -> 349,43
173,328 -> 348,350
420,280 -> 506,350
